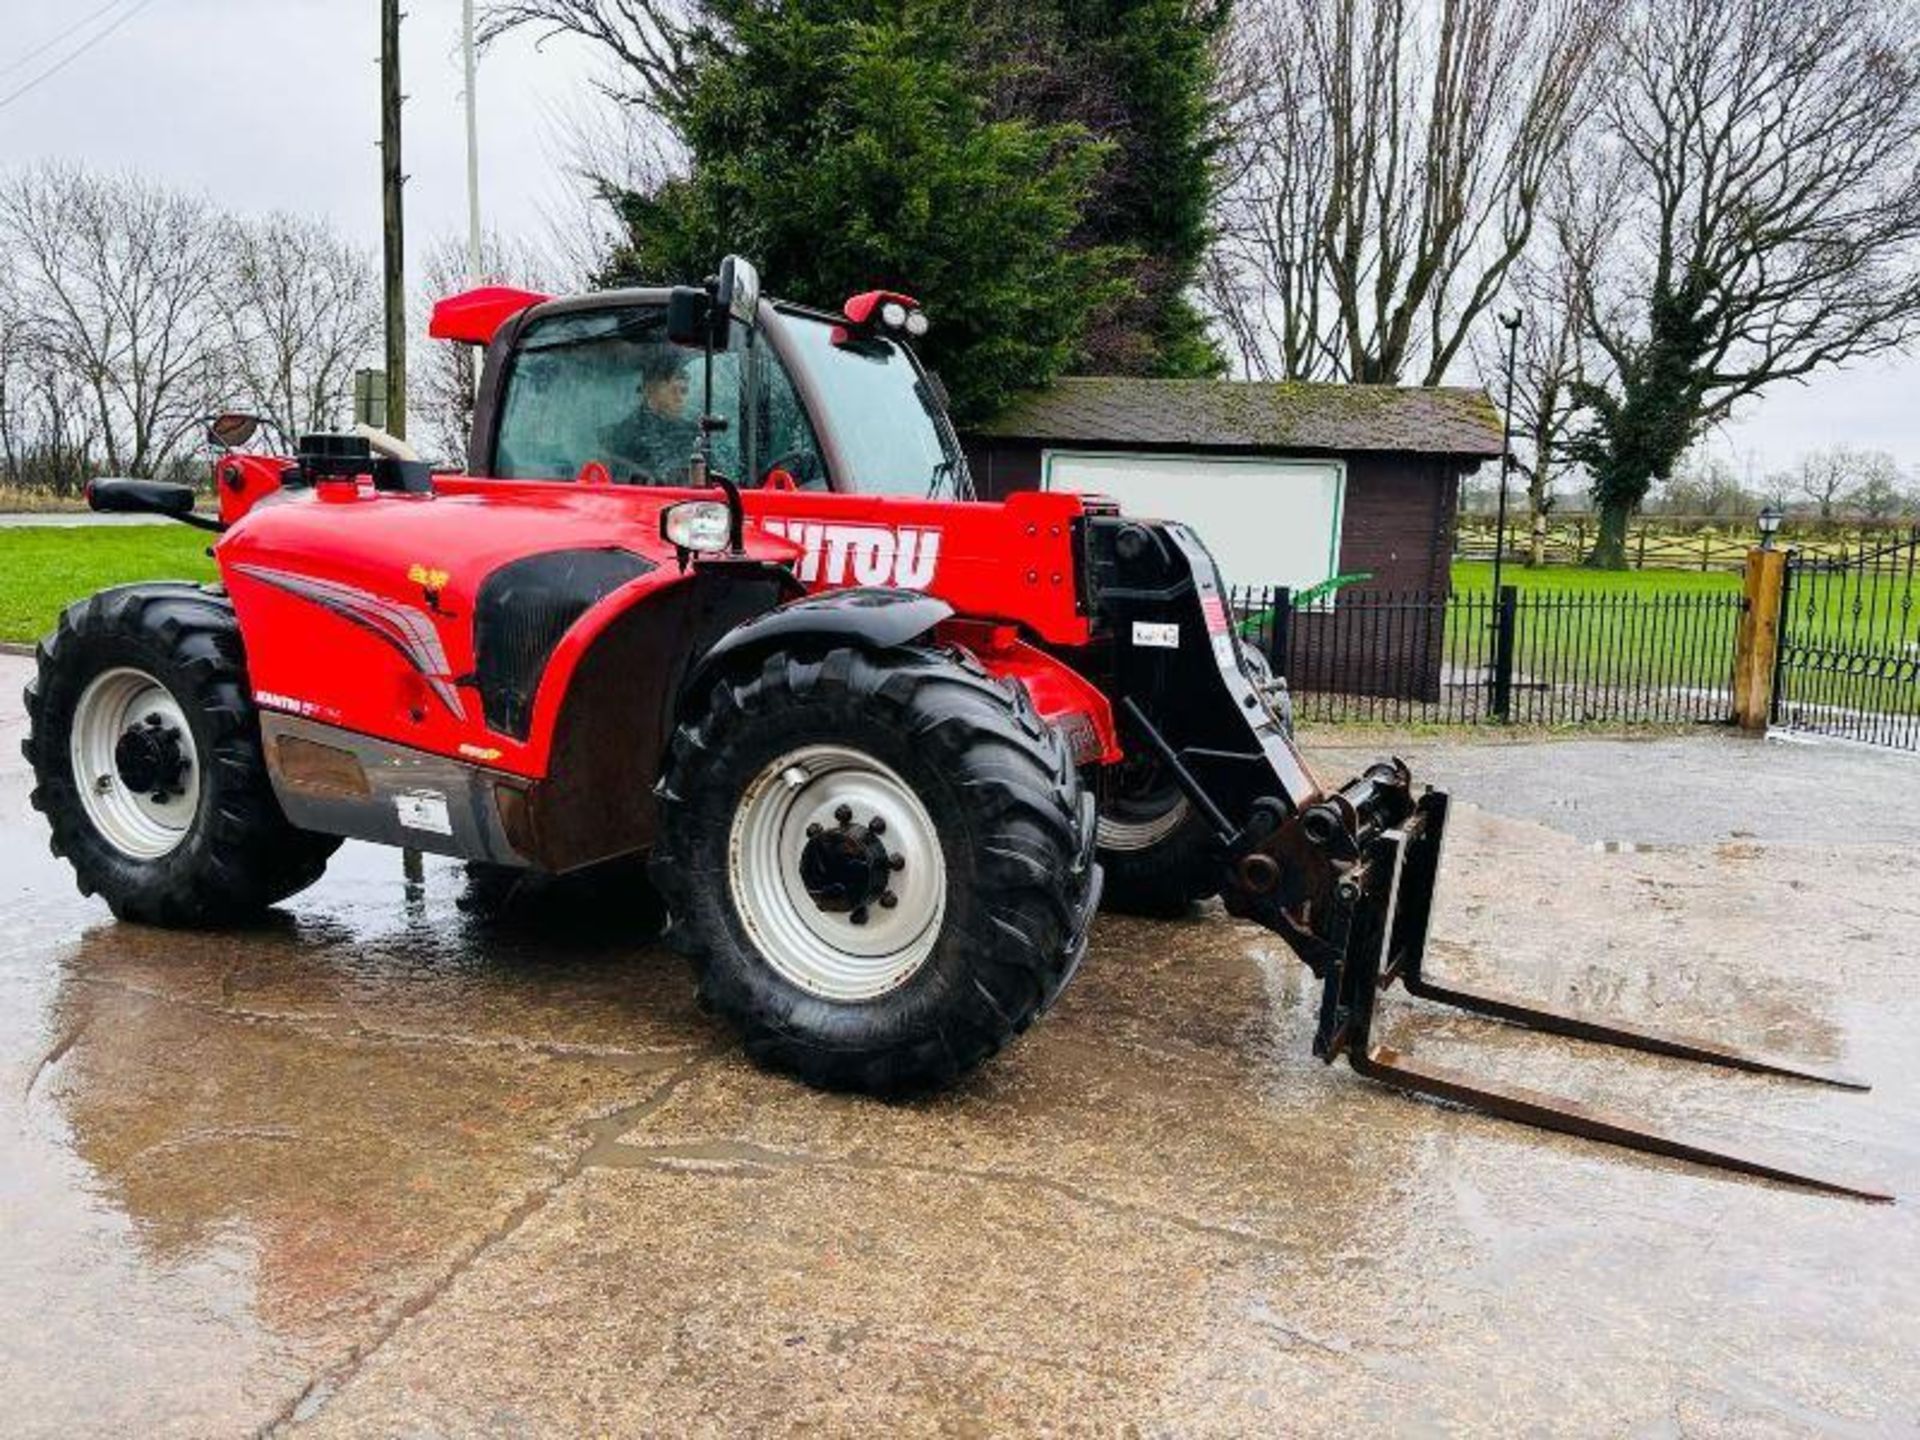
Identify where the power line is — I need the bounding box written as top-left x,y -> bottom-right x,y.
0,0 -> 159,113
0,0 -> 131,81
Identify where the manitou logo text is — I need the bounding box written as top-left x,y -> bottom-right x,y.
760,519 -> 942,589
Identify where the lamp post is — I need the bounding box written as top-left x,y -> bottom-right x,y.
1757,504 -> 1784,551
1492,309 -> 1522,603
463,0 -> 483,286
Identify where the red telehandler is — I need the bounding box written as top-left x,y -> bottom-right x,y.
24,258 -> 1884,1199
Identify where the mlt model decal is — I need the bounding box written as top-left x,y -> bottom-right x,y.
234,564 -> 464,717
760,519 -> 941,589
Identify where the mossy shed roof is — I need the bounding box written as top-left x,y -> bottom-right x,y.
971,378 -> 1504,459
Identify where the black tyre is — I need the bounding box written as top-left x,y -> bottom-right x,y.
459,856 -> 666,938
1097,642 -> 1293,918
23,583 -> 339,926
1096,774 -> 1219,918
653,644 -> 1099,1095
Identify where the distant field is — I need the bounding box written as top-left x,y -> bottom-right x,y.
0,526 -> 218,644
1450,558 -> 1916,648
1449,560 -> 1741,596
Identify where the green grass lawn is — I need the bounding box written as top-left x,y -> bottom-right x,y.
1449,560 -> 1742,596
0,526 -> 218,645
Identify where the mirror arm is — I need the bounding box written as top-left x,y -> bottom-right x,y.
712,473 -> 745,554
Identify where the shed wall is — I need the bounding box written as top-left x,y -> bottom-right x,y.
961,438 -> 1465,596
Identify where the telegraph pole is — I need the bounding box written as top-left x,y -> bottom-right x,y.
463,0 -> 483,285
380,0 -> 408,441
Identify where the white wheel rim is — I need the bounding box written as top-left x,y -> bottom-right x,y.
728,743 -> 947,1002
1098,794 -> 1191,852
68,667 -> 200,860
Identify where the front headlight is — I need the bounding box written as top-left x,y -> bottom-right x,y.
661,499 -> 733,553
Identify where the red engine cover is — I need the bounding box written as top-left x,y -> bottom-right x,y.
216,479 -> 1110,780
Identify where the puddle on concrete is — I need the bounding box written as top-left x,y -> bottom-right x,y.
1,662 -> 1917,1435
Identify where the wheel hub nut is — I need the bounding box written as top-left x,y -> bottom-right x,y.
113,715 -> 189,802
798,807 -> 898,917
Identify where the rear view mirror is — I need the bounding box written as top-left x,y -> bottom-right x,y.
716,255 -> 760,328
207,413 -> 261,450
667,285 -> 716,349
667,256 -> 762,351
89,477 -> 195,517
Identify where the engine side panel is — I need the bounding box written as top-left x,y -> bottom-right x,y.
474,548 -> 659,739
218,481 -> 759,779
220,478 -> 1097,800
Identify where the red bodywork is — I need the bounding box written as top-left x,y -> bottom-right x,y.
428,286 -> 553,345
216,475 -> 1119,782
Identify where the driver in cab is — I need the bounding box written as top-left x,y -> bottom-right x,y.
603,348 -> 700,485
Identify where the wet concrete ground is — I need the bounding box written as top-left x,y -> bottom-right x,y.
2,650 -> 1916,1436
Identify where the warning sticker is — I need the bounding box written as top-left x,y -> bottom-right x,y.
394,790 -> 453,836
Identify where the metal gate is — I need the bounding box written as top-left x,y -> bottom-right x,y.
1774,529 -> 1920,750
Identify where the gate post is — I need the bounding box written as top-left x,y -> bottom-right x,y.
1733,546 -> 1788,730
1491,584 -> 1518,721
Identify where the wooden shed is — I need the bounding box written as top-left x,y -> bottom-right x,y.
962,377 -> 1504,599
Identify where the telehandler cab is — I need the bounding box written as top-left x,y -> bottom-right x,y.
26,257 -> 1885,1200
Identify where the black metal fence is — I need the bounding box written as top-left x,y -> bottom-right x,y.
1774,531 -> 1920,751
1231,585 -> 1745,727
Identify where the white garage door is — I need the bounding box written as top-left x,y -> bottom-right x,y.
1042,450 -> 1346,594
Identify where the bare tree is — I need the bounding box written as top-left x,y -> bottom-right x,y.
1471,168 -> 1609,564
1850,461 -> 1915,521
0,286 -> 104,499
0,164 -> 228,478
1567,0 -> 1920,566
1794,450 -> 1857,523
1647,450 -> 1757,518
1206,2 -> 1341,379
1786,446 -> 1905,521
220,212 -> 382,442
413,231 -> 561,467
480,0 -> 703,115
0,266 -> 27,488
1209,0 -> 1612,384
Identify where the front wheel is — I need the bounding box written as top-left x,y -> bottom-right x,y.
653,645 -> 1099,1095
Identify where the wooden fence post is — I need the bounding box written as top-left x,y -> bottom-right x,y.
1732,546 -> 1788,730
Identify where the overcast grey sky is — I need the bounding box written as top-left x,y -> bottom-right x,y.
2,0 -> 1917,477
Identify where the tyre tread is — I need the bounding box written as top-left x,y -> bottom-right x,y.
23,581 -> 338,926
653,643 -> 1098,1096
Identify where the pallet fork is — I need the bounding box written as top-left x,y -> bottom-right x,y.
1310,786 -> 1887,1201
1125,706 -> 1889,1203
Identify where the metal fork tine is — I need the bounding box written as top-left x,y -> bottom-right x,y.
1353,1044 -> 1893,1203
1395,971 -> 1870,1091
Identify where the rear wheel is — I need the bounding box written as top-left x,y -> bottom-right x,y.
1096,762 -> 1220,918
1096,644 -> 1292,918
654,645 -> 1099,1095
23,583 -> 339,925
